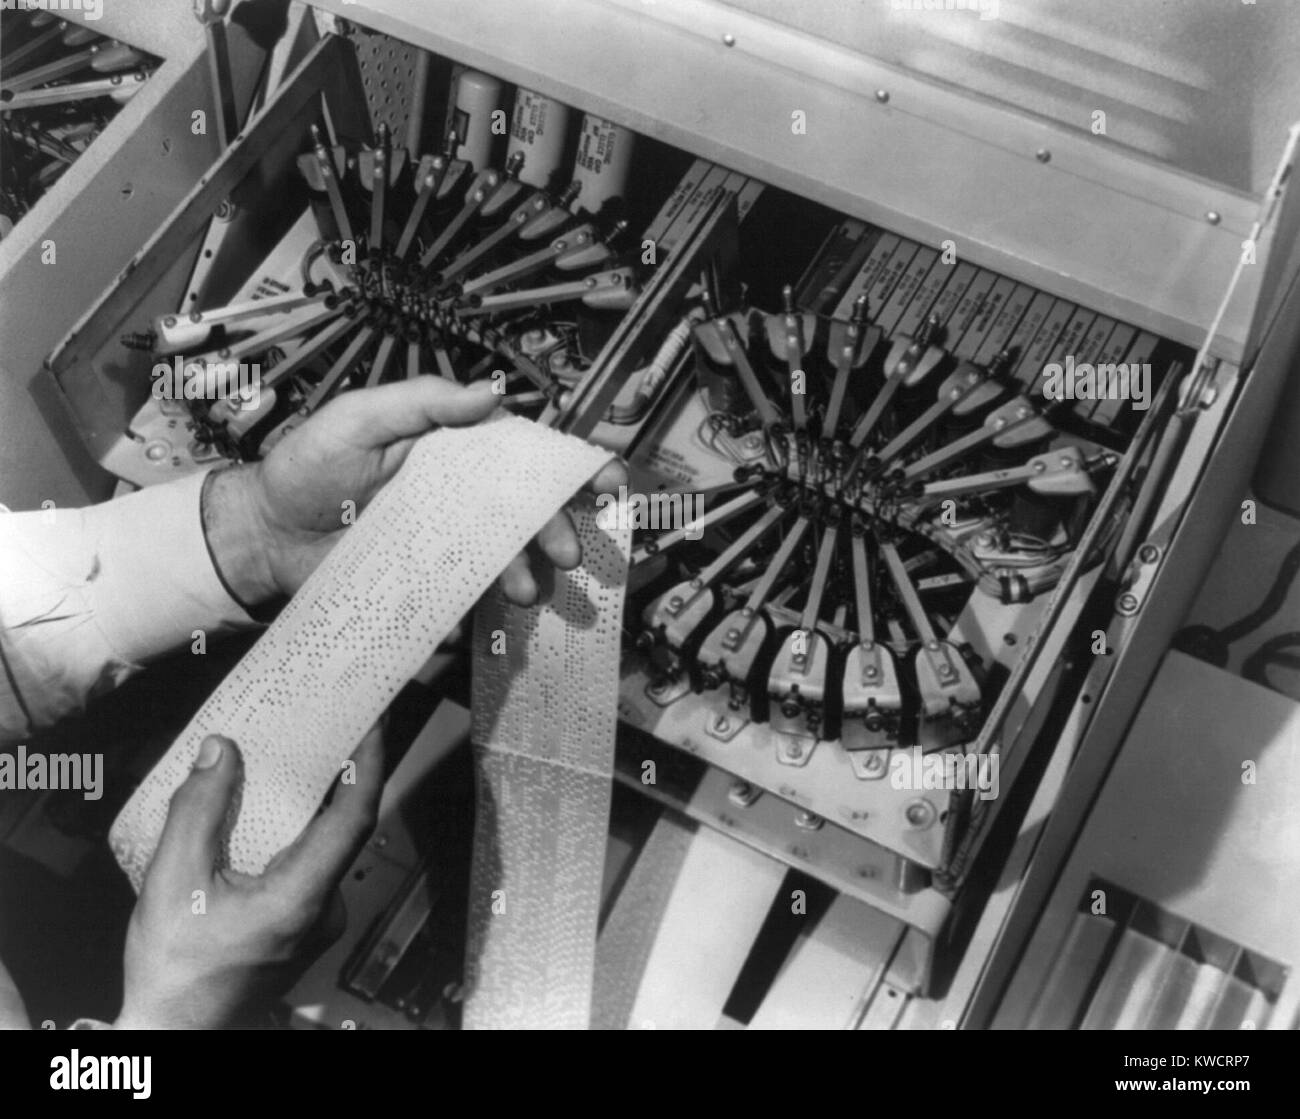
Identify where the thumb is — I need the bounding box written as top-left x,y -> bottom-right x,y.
146,735 -> 243,890
333,378 -> 500,446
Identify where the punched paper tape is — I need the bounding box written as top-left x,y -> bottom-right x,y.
464,504 -> 628,1029
110,416 -> 628,1027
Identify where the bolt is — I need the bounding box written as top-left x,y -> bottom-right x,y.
1118,592 -> 1139,613
794,810 -> 824,831
727,780 -> 757,807
1138,544 -> 1159,564
905,800 -> 936,829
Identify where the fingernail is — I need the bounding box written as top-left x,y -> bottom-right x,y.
193,736 -> 224,770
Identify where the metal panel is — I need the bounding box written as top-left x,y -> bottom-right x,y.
43,33 -> 355,462
0,44 -> 217,507
998,654 -> 1300,1030
312,0 -> 1280,361
962,258 -> 1300,1026
619,825 -> 787,1030
748,895 -> 904,1030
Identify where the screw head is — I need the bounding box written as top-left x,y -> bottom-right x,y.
905,800 -> 936,829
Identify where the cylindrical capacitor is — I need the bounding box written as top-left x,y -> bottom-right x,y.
451,70 -> 502,172
506,88 -> 571,190
570,114 -> 635,215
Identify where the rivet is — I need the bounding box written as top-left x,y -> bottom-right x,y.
875,89 -> 890,103
1036,148 -> 1051,163
722,32 -> 736,47
1206,210 -> 1221,225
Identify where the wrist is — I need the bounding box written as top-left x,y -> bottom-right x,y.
201,465 -> 280,610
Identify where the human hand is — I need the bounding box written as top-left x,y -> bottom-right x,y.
202,378 -> 626,608
114,728 -> 382,1029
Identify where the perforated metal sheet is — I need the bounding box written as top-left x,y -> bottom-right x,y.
347,23 -> 425,148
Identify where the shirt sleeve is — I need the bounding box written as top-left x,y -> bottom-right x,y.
0,470 -> 257,746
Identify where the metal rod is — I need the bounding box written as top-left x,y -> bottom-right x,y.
631,488 -> 763,564
2,73 -> 146,109
696,504 -> 788,588
439,194 -> 548,283
369,123 -> 390,254
719,317 -> 781,428
799,524 -> 838,631
850,530 -> 875,643
303,324 -> 377,410
311,123 -> 353,245
394,156 -> 446,261
365,333 -> 398,387
261,311 -> 361,389
2,48 -> 98,94
879,539 -> 937,643
418,169 -> 500,269
743,515 -> 810,611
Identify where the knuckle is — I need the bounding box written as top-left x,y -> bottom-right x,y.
257,891 -> 320,947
